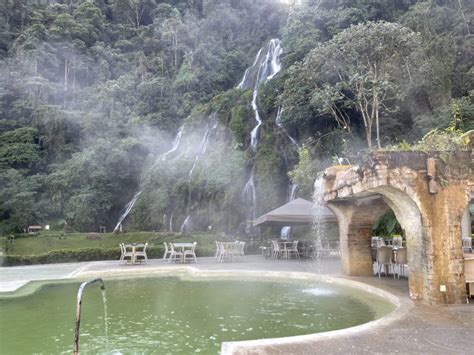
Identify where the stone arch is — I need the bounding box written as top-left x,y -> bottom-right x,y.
324,161 -> 471,304
367,186 -> 426,301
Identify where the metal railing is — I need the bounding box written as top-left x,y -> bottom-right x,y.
73,278 -> 105,355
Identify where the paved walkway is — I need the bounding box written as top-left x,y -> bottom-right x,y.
1,256 -> 472,354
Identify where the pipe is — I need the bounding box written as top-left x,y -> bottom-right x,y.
73,278 -> 105,355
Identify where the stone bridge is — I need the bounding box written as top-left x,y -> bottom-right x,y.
323,150 -> 473,305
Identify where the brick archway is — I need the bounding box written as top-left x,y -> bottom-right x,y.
322,151 -> 473,304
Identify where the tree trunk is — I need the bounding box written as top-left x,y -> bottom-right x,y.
64,57 -> 68,91
366,124 -> 372,149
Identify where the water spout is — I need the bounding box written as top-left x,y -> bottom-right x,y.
312,176 -> 328,259
73,278 -> 106,355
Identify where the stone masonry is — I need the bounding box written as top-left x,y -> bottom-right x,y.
322,150 -> 473,305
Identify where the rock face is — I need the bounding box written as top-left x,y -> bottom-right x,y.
322,151 -> 474,305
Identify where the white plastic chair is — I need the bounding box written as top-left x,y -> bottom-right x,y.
393,236 -> 403,248
234,241 -> 246,261
135,243 -> 148,264
394,247 -> 408,278
462,238 -> 473,253
119,243 -> 133,264
271,240 -> 284,259
376,238 -> 386,247
215,241 -> 222,261
376,246 -> 393,277
163,242 -> 172,260
168,243 -> 183,263
184,242 -> 197,263
287,241 -> 300,259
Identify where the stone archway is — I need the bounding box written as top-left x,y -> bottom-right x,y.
322,151 -> 473,305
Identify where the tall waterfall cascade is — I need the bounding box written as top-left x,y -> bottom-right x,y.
239,38 -> 283,220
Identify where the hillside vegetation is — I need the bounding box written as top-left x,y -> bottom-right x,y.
0,0 -> 472,234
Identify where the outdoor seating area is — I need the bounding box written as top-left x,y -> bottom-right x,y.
119,243 -> 148,265
371,237 -> 407,278
162,242 -> 198,263
215,241 -> 246,262
262,239 -> 340,260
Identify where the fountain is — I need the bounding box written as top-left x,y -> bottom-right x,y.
312,176 -> 329,259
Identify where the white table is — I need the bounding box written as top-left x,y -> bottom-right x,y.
171,242 -> 194,263
279,241 -> 294,259
124,243 -> 145,264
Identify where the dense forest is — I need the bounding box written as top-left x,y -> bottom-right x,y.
0,0 -> 472,234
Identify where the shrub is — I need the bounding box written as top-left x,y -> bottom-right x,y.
2,243 -> 218,266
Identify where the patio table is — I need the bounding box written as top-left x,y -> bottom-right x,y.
171,242 -> 194,263
124,243 -> 145,264
217,241 -> 238,262
279,241 -> 294,259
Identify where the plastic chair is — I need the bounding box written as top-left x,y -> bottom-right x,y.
184,242 -> 197,263
393,236 -> 403,248
215,241 -> 222,261
163,242 -> 172,260
394,247 -> 408,278
168,243 -> 183,263
287,240 -> 300,259
135,243 -> 148,264
234,241 -> 246,261
119,243 -> 133,264
376,238 -> 386,247
376,246 -> 393,277
462,238 -> 473,253
271,240 -> 284,259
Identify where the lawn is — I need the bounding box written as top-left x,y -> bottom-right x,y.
2,231 -> 217,256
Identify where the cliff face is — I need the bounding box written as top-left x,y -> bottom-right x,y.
129,39 -> 297,233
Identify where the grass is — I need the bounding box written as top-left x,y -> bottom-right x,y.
2,231 -> 219,256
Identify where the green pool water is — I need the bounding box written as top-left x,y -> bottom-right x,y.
0,275 -> 394,354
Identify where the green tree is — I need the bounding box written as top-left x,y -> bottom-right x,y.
304,21 -> 422,149
288,145 -> 321,198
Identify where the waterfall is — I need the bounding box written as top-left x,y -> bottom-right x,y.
276,106 -> 297,145
180,215 -> 190,234
239,39 -> 283,220
113,191 -> 142,233
288,183 -> 298,201
188,113 -> 218,178
169,212 -> 174,233
156,125 -> 184,163
182,113 -> 218,230
238,39 -> 282,152
280,183 -> 298,239
113,124 -> 186,232
312,176 -> 328,259
242,166 -> 257,220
